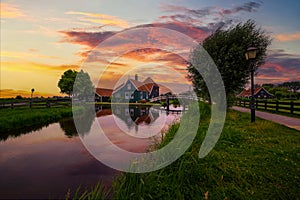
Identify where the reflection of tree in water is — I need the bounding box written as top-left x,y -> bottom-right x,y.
73,106 -> 95,137
59,117 -> 78,138
112,105 -> 160,130
0,123 -> 50,141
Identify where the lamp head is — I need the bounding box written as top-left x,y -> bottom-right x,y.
245,47 -> 258,60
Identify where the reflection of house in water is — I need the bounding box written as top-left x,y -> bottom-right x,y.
112,105 -> 160,130
95,105 -> 112,117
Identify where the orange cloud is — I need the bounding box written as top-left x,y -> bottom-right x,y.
1,51 -> 59,59
1,60 -> 79,72
65,11 -> 129,28
0,3 -> 25,19
276,32 -> 300,41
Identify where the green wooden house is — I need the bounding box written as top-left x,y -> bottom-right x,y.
112,75 -> 159,102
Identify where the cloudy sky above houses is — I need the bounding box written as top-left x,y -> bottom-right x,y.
1,0 -> 300,97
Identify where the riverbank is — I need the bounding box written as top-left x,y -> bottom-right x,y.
0,107 -> 74,134
76,102 -> 299,199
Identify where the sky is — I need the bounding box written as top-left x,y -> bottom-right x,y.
1,0 -> 300,97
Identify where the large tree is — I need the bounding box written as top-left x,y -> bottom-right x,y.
187,20 -> 271,105
58,69 -> 94,99
73,69 -> 94,100
58,69 -> 78,97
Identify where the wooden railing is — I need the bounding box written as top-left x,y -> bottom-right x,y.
235,99 -> 300,115
0,98 -> 71,109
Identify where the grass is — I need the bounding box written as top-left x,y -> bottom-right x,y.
80,102 -> 299,199
0,106 -> 74,135
65,182 -> 111,200
235,104 -> 300,119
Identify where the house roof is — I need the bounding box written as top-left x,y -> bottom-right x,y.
143,77 -> 155,84
238,87 -> 273,97
159,84 -> 172,95
113,77 -> 159,94
95,88 -> 113,97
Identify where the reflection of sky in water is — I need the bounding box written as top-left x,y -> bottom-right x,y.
0,122 -> 119,199
0,107 -> 181,199
79,106 -> 181,171
95,106 -> 181,152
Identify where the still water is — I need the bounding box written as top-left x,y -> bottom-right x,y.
0,105 -> 181,199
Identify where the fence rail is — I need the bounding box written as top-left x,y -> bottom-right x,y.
0,99 -> 71,109
235,99 -> 300,115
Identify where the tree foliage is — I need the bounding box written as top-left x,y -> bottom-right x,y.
58,69 -> 94,98
187,20 -> 271,105
58,69 -> 78,97
279,81 -> 300,93
73,70 -> 94,100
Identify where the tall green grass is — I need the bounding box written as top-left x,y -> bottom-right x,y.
0,107 -> 74,134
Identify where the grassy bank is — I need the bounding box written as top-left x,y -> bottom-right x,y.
78,102 -> 299,199
0,107 -> 74,134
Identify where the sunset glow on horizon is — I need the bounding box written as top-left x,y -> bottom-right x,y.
1,0 -> 299,98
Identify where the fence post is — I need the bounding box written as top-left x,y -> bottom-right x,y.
264,100 -> 267,110
243,100 -> 246,107
11,102 -> 14,109
291,101 -> 294,114
30,100 -> 32,108
276,100 -> 279,112
255,99 -> 258,109
46,99 -> 50,108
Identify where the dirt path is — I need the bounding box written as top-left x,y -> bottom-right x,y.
231,106 -> 300,131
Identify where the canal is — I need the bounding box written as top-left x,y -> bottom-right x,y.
0,105 -> 181,199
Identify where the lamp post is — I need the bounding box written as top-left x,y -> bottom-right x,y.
245,47 -> 258,123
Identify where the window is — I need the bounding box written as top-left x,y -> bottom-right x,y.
127,84 -> 131,90
125,108 -> 129,116
140,92 -> 143,99
125,92 -> 129,99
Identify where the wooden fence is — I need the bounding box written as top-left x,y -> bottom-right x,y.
235,99 -> 300,115
0,99 -> 71,109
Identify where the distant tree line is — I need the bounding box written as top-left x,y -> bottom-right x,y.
262,81 -> 300,100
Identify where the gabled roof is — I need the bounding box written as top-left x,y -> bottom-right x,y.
130,79 -> 143,89
143,77 -> 155,84
238,87 -> 273,97
113,77 -> 159,94
95,88 -> 113,97
159,84 -> 172,95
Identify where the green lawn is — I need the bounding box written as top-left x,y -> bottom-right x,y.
75,102 -> 300,199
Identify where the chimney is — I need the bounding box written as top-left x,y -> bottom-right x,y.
135,74 -> 138,81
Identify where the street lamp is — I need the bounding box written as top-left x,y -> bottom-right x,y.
245,47 -> 258,122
